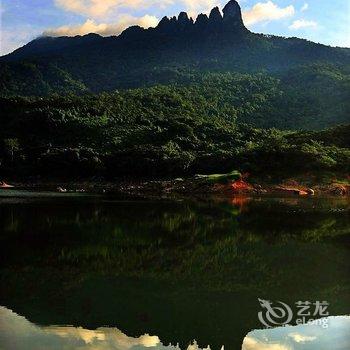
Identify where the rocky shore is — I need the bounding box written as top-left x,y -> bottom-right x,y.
5,177 -> 350,197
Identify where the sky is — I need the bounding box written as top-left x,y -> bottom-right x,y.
0,0 -> 349,56
1,306 -> 350,350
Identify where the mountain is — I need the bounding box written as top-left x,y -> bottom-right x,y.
0,1 -> 349,179
1,0 -> 350,96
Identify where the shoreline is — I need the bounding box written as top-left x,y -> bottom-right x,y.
3,177 -> 350,197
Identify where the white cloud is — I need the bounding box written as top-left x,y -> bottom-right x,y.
0,26 -> 42,56
52,0 -> 296,28
242,336 -> 291,350
301,3 -> 308,12
289,19 -> 318,30
54,0 -> 221,19
43,15 -> 159,37
54,0 -> 173,17
0,306 -> 212,350
242,1 -> 295,26
36,0 -> 299,41
288,333 -> 316,343
181,0 -> 220,17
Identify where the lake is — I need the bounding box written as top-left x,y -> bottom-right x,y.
0,191 -> 349,349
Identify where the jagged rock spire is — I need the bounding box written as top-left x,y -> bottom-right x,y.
156,0 -> 245,34
209,7 -> 223,23
195,13 -> 209,27
158,16 -> 170,28
222,0 -> 244,27
157,15 -> 177,31
178,12 -> 193,26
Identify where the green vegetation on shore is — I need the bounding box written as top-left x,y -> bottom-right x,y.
0,72 -> 349,181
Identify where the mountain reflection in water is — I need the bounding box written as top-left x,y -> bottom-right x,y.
0,191 -> 349,349
242,316 -> 350,350
0,306 -> 209,350
1,307 -> 349,350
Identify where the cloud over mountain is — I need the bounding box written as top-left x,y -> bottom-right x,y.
43,15 -> 158,37
243,1 -> 295,25
289,19 -> 317,30
45,1 -> 296,38
54,0 -> 172,17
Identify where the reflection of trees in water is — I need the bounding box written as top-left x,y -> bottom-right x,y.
0,197 -> 349,350
0,198 -> 349,292
237,197 -> 350,242
0,200 -> 237,246
0,198 -> 349,264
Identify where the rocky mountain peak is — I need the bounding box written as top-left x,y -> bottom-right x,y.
195,13 -> 209,27
209,7 -> 223,23
158,16 -> 170,28
178,12 -> 192,26
153,1 -> 246,35
223,0 -> 244,27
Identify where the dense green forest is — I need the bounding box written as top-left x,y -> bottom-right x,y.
2,35 -> 349,97
1,72 -> 349,180
2,64 -> 350,129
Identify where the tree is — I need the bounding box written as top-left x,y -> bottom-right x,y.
4,138 -> 19,163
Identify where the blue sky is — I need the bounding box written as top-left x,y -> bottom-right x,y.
1,0 -> 349,55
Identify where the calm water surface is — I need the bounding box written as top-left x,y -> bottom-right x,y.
0,190 -> 349,349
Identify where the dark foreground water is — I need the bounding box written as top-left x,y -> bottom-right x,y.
0,191 -> 349,350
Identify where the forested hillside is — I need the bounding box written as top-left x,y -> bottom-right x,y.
1,1 -> 349,96
1,77 -> 349,179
